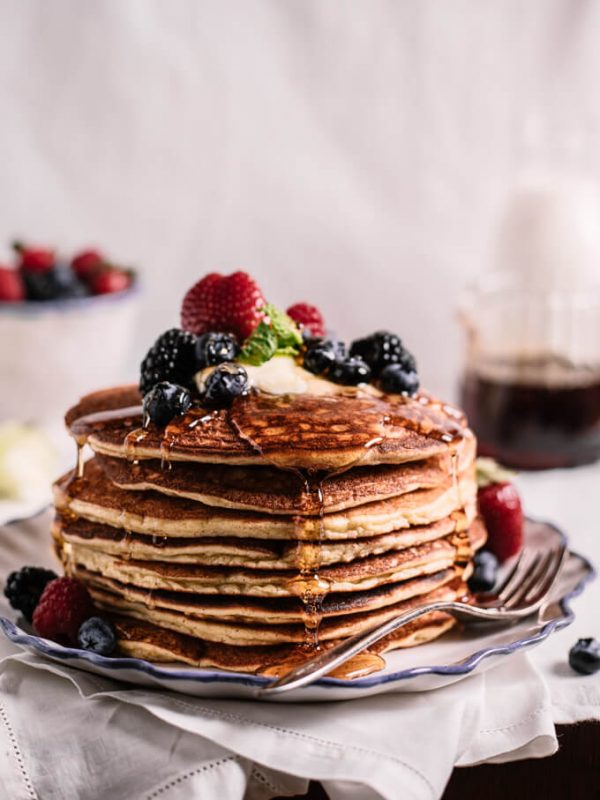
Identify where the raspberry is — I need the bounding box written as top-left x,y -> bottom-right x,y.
71,249 -> 104,280
286,303 -> 325,337
32,577 -> 95,645
477,481 -> 524,563
4,567 -> 58,621
139,328 -> 199,394
89,268 -> 131,295
181,271 -> 266,340
0,267 -> 25,302
14,243 -> 55,273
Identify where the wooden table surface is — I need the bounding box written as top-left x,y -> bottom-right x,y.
273,721 -> 600,800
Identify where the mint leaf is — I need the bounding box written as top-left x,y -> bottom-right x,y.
264,303 -> 303,350
238,322 -> 278,366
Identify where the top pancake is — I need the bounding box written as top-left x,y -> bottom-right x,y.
66,385 -> 474,470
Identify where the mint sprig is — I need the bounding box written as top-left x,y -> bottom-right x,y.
238,303 -> 303,366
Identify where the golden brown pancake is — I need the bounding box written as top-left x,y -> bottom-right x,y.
53,512 -> 471,568
54,458 -> 477,539
89,579 -> 465,645
91,449 -> 475,515
66,385 -> 474,470
60,520 -> 485,598
110,614 -> 456,674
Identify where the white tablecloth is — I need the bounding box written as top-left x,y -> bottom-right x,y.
0,464 -> 598,799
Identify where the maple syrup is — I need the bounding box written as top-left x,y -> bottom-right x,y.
462,358 -> 600,469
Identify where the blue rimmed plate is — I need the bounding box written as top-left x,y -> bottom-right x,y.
0,515 -> 594,702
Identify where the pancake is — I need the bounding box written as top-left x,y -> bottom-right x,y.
61,520 -> 485,598
111,614 -> 457,673
54,458 -> 477,540
66,385 -> 474,470
88,579 -> 466,645
91,448 -> 476,515
75,564 -> 463,623
53,513 -> 470,568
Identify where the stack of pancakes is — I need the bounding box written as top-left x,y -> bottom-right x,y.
52,384 -> 484,677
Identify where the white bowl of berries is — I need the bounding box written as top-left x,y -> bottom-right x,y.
0,243 -> 140,426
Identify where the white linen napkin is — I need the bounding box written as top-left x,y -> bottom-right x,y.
0,644 -> 556,800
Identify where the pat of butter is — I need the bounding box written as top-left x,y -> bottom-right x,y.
195,355 -> 380,397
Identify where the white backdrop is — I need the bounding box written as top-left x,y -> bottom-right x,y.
2,0 -> 600,399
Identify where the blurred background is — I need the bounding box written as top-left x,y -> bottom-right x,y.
1,0 -> 600,505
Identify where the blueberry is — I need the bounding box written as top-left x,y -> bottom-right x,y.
77,617 -> 117,656
4,566 -> 58,622
473,550 -> 499,570
329,356 -> 372,386
202,363 -> 249,407
143,382 -> 193,426
468,549 -> 498,593
196,332 -> 239,368
380,363 -> 420,396
568,638 -> 600,675
22,266 -> 87,301
303,339 -> 346,376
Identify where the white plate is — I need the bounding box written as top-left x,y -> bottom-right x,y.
0,514 -> 594,702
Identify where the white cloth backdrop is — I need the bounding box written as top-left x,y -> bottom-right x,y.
2,0 -> 600,399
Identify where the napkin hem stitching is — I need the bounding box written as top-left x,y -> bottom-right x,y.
145,756 -> 241,798
145,696 -> 435,797
0,700 -> 38,799
478,704 -> 550,734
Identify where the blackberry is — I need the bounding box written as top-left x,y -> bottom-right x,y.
196,332 -> 239,368
78,617 -> 117,656
143,382 -> 193,426
468,550 -> 498,593
139,328 -> 199,395
380,363 -> 420,396
349,331 -> 416,377
569,638 -> 600,676
329,356 -> 371,386
4,566 -> 58,622
202,363 -> 249,407
303,339 -> 346,376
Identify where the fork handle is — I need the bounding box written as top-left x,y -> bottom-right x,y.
259,600 -> 456,696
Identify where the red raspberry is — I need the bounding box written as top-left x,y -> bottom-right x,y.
71,249 -> 104,280
89,268 -> 131,295
477,481 -> 524,563
16,245 -> 55,273
0,267 -> 25,301
181,271 -> 266,340
32,577 -> 95,645
286,302 -> 325,337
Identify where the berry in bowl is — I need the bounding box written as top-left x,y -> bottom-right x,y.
0,241 -> 139,426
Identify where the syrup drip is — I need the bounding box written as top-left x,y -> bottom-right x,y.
226,392 -> 393,657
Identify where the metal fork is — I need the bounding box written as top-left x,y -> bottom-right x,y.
259,544 -> 567,696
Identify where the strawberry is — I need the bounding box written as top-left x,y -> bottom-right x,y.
71,249 -> 104,281
13,243 -> 55,273
181,271 -> 266,340
476,459 -> 524,563
33,577 -> 95,646
0,267 -> 25,301
89,268 -> 131,295
286,302 -> 325,337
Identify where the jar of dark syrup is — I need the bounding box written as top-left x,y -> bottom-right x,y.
460,275 -> 600,469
